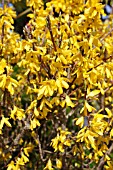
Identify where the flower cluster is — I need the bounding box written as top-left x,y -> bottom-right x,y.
0,0 -> 113,169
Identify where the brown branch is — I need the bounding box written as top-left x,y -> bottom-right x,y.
43,150 -> 53,154
7,115 -> 31,152
100,93 -> 105,111
57,19 -> 62,48
1,22 -> 5,45
97,143 -> 113,170
46,15 -> 57,52
36,132 -> 46,162
16,8 -> 31,19
100,27 -> 113,42
1,0 -> 5,44
1,113 -> 32,169
41,59 -> 53,79
62,150 -> 67,170
87,55 -> 113,73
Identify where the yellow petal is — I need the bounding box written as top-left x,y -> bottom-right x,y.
61,80 -> 69,89
60,55 -> 67,65
85,101 -> 96,112
87,90 -> 100,98
66,95 -> 74,107
56,79 -> 63,94
105,108 -> 112,118
44,159 -> 54,170
4,117 -> 12,127
76,116 -> 84,126
34,107 -> 39,117
56,159 -> 62,169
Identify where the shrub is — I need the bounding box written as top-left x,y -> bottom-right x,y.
0,0 -> 113,169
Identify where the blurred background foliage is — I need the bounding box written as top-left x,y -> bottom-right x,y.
13,0 -> 29,35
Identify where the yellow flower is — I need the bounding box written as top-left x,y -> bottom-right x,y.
44,159 -> 54,170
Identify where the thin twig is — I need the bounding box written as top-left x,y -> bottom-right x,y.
97,143 -> 113,170
37,132 -> 46,162
87,55 -> 113,73
1,114 -> 32,169
5,113 -> 31,153
1,0 -> 5,44
1,23 -> 5,44
16,8 -> 31,19
100,27 -> 113,42
46,15 -> 57,52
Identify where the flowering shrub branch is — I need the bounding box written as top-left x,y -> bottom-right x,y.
0,0 -> 113,169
